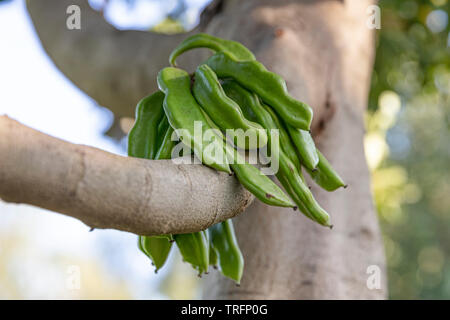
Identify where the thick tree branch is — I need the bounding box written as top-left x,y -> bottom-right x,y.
0,116 -> 253,235
26,0 -> 197,121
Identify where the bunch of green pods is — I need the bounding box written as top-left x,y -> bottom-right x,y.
128,33 -> 346,284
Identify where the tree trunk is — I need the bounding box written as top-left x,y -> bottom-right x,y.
26,0 -> 386,299
200,0 -> 386,299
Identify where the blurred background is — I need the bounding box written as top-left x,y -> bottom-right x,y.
0,0 -> 449,299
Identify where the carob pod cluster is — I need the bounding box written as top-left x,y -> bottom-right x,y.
127,33 -> 346,283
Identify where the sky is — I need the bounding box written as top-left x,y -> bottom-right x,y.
89,0 -> 210,30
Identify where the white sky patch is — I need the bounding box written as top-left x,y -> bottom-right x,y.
426,10 -> 448,34
88,0 -> 211,30
104,0 -> 171,30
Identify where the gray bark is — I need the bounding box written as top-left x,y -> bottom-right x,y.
26,0 -> 386,299
0,116 -> 252,235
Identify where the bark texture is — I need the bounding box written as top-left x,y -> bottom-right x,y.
0,116 -> 252,235
26,0 -> 387,299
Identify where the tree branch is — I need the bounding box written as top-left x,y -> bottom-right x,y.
0,115 -> 253,235
26,0 -> 197,121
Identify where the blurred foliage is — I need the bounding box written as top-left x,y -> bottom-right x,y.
367,0 -> 450,299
